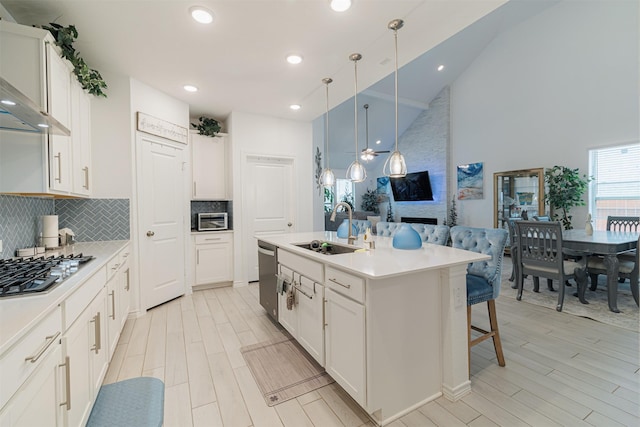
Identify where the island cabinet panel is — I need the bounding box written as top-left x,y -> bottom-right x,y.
277,265 -> 298,337
295,276 -> 324,366
278,249 -> 324,284
324,287 -> 366,406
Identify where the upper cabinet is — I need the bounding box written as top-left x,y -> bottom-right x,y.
191,131 -> 229,200
493,168 -> 546,230
0,21 -> 92,197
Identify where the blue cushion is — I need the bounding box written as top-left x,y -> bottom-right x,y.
467,274 -> 494,305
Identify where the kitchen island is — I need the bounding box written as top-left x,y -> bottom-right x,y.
258,231 -> 489,426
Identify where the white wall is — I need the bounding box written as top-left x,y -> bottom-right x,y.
90,71 -> 132,198
229,111 -> 313,285
450,0 -> 639,228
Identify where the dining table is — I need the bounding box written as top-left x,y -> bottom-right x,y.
563,229 -> 639,313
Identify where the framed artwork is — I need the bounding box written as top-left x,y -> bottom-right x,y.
457,162 -> 483,200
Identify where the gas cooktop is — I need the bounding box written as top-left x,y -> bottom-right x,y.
0,254 -> 94,298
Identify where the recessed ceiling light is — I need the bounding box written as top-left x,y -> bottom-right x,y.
375,140 -> 381,145
1,99 -> 16,106
290,104 -> 301,111
190,6 -> 214,24
37,123 -> 49,128
330,0 -> 352,12
286,54 -> 303,65
183,85 -> 198,92
437,64 -> 445,71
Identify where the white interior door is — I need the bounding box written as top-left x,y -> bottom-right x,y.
137,133 -> 186,310
244,155 -> 294,282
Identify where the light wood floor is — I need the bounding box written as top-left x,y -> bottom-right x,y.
103,282 -> 640,427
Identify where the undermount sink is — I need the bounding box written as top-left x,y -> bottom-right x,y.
293,241 -> 360,255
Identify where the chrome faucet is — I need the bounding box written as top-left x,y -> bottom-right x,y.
330,202 -> 356,245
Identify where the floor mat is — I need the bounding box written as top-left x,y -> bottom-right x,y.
240,334 -> 334,406
86,377 -> 164,427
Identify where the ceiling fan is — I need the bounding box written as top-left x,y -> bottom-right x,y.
360,104 -> 390,161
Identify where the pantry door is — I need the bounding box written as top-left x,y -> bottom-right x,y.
243,155 -> 295,282
137,133 -> 187,310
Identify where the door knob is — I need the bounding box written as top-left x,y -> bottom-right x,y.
287,222 -> 293,227
146,231 -> 155,237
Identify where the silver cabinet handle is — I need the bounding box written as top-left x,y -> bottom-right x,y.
83,166 -> 89,189
146,231 -> 155,237
59,356 -> 71,410
90,312 -> 101,354
109,291 -> 116,319
111,263 -> 120,270
54,152 -> 62,182
329,278 -> 351,289
205,237 -> 221,241
125,269 -> 130,291
24,332 -> 60,363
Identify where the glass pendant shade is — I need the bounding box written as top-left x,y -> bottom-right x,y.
383,150 -> 407,177
319,168 -> 335,187
385,18 -> 407,178
347,160 -> 366,182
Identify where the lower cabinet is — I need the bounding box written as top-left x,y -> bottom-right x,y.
106,247 -> 131,358
324,287 -> 366,406
62,287 -> 108,427
193,232 -> 233,286
0,343 -> 64,427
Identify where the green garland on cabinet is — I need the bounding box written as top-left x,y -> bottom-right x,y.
42,23 -> 108,97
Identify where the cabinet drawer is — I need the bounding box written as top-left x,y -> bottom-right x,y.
0,306 -> 62,410
195,233 -> 232,245
278,249 -> 324,283
63,266 -> 106,330
325,266 -> 365,303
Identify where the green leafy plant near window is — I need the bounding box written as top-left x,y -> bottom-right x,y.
360,188 -> 379,214
191,116 -> 221,137
43,23 -> 108,97
544,165 -> 592,230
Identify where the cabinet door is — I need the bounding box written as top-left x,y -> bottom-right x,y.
192,134 -> 226,199
71,81 -> 92,196
119,262 -> 131,330
63,306 -> 93,427
277,284 -> 298,337
89,290 -> 109,397
106,275 -> 120,359
325,288 -> 366,406
296,277 -> 324,366
195,241 -> 232,284
0,345 -> 64,427
49,135 -> 71,192
46,43 -> 72,130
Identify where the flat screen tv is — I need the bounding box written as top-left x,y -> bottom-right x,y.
390,171 -> 434,201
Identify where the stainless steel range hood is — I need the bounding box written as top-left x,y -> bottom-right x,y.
0,77 -> 70,136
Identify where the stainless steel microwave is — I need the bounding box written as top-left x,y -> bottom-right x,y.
197,212 -> 228,231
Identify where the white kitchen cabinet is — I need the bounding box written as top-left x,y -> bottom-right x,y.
62,287 -> 107,427
0,306 -> 63,424
277,266 -> 298,338
324,287 -> 366,406
191,132 -> 228,200
193,232 -> 233,286
49,135 -> 72,193
71,81 -> 92,196
0,344 -> 64,427
106,245 -> 131,358
296,276 -> 325,366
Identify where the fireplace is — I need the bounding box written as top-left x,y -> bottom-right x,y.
401,217 -> 438,225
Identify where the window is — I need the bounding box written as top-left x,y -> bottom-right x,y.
335,178 -> 355,211
588,143 -> 640,230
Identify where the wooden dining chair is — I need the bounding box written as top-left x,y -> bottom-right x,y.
450,226 -> 508,372
513,220 -> 588,311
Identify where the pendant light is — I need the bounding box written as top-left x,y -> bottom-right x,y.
383,19 -> 408,178
360,104 -> 375,162
346,53 -> 366,183
318,78 -> 336,187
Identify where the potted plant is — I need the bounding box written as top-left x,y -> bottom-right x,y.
544,165 -> 591,229
43,23 -> 108,97
191,116 -> 221,137
360,188 -> 379,214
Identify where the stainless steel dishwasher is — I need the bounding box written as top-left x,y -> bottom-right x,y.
257,240 -> 278,320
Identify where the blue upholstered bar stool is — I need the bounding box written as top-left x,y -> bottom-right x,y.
351,220 -> 372,235
450,226 -> 508,372
375,221 -> 404,237
410,224 -> 450,246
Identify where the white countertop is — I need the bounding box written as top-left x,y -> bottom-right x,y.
258,231 -> 489,279
0,240 -> 129,355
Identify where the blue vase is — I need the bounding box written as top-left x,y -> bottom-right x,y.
337,219 -> 358,239
392,224 -> 422,250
